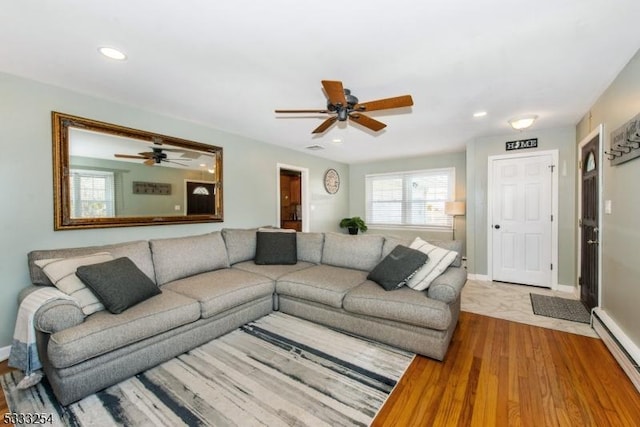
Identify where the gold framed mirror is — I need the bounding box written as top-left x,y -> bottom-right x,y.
52,112 -> 223,230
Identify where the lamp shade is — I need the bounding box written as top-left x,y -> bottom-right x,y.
445,201 -> 465,216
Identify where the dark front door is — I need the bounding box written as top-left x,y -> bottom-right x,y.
580,136 -> 599,311
186,182 -> 215,215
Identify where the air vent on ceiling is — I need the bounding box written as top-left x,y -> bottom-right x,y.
306,145 -> 325,151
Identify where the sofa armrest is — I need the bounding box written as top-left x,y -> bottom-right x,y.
35,298 -> 86,334
426,267 -> 467,304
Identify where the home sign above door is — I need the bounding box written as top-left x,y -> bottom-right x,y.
505,138 -> 538,151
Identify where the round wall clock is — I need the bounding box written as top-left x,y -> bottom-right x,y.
324,168 -> 340,194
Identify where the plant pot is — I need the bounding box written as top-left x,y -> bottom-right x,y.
348,227 -> 359,235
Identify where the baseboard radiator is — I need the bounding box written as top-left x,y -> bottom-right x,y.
592,309 -> 640,393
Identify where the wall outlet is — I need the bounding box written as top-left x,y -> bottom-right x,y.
174,205 -> 181,211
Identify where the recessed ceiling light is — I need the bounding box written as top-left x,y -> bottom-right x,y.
98,46 -> 127,61
331,138 -> 343,144
473,111 -> 487,118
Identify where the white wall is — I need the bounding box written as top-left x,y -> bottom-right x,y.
466,127 -> 577,285
576,48 -> 640,349
0,72 -> 350,347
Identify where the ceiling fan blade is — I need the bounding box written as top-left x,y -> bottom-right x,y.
321,80 -> 347,107
349,113 -> 387,132
275,109 -> 330,114
355,95 -> 414,112
144,158 -> 156,166
312,116 -> 338,134
115,154 -> 147,159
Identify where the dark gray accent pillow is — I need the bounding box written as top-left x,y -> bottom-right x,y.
76,257 -> 162,314
367,245 -> 428,291
255,231 -> 297,265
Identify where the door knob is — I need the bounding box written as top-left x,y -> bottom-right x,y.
587,239 -> 599,245
494,224 -> 501,229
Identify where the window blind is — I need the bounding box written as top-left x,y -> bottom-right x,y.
365,168 -> 454,228
70,169 -> 115,218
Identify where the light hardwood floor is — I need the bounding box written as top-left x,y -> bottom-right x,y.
372,310 -> 640,426
2,282 -> 639,426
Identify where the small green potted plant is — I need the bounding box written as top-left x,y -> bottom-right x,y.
339,216 -> 368,235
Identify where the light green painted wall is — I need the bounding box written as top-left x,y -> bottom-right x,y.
0,72 -> 349,347
576,48 -> 640,349
348,152 -> 467,250
466,127 -> 577,286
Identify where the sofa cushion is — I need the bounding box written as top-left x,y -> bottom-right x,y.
232,261 -> 315,280
367,245 -> 428,291
296,232 -> 324,264
277,264 -> 368,308
343,281 -> 452,330
382,237 -> 463,268
381,237 -> 411,258
321,233 -> 384,272
35,252 -> 114,315
427,240 -> 463,268
255,229 -> 297,265
76,257 -> 162,314
222,228 -> 258,265
28,240 -> 154,286
163,268 -> 274,318
407,237 -> 458,291
150,232 -> 229,286
47,290 -> 200,369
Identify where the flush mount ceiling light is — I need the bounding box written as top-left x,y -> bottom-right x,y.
508,115 -> 538,131
98,46 -> 127,61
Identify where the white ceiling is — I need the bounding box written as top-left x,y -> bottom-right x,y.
2,1 -> 640,164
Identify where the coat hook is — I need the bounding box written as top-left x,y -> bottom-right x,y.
616,144 -> 632,154
604,150 -> 619,160
625,138 -> 640,149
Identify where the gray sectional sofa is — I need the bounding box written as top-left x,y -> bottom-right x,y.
20,229 -> 467,405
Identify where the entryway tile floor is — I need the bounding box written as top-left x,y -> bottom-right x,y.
461,279 -> 598,338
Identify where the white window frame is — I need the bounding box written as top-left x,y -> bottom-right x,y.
365,167 -> 455,229
69,169 -> 115,218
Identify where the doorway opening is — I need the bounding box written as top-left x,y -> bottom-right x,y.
277,164 -> 309,232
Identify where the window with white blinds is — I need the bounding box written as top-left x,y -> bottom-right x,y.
69,169 -> 115,218
365,167 -> 455,228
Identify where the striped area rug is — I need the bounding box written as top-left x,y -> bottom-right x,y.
1,312 -> 414,426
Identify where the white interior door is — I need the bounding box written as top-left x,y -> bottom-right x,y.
490,153 -> 554,287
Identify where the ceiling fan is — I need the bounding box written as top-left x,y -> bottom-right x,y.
114,147 -> 191,166
275,80 -> 414,134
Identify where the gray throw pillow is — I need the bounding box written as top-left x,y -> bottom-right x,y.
76,257 -> 162,314
367,245 -> 428,291
255,231 -> 297,265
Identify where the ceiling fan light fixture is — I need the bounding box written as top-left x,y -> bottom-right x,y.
508,115 -> 538,131
98,46 -> 127,61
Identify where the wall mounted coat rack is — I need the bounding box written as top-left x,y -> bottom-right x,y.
607,112 -> 640,165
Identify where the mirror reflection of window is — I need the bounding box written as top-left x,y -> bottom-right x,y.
69,169 -> 115,218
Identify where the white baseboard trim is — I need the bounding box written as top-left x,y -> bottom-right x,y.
467,274 -> 490,281
0,345 -> 10,362
554,284 -> 577,293
593,308 -> 640,392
